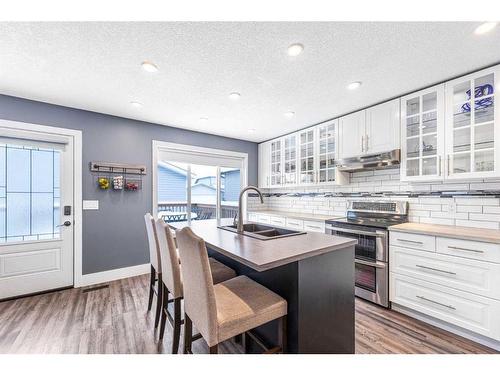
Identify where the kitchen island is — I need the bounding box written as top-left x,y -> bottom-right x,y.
169,218 -> 356,354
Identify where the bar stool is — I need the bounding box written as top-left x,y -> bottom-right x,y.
155,220 -> 237,353
144,213 -> 163,329
176,227 -> 288,354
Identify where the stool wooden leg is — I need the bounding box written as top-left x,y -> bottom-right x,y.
278,315 -> 287,354
183,314 -> 193,354
154,273 -> 163,328
159,284 -> 169,340
209,344 -> 218,354
147,265 -> 155,311
171,297 -> 181,354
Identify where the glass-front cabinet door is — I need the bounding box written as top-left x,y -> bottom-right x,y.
270,139 -> 283,187
317,120 -> 338,184
282,134 -> 297,185
445,66 -> 499,179
401,85 -> 445,181
299,128 -> 316,184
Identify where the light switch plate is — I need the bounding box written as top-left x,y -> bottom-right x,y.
83,200 -> 99,210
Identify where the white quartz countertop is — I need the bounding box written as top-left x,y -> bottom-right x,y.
390,222 -> 500,244
249,210 -> 343,222
169,219 -> 356,271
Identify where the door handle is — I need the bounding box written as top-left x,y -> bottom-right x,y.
57,221 -> 72,227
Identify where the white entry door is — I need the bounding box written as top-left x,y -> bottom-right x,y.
0,136 -> 74,300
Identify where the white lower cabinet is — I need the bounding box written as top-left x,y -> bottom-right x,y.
285,218 -> 304,230
390,231 -> 500,344
391,273 -> 500,340
269,215 -> 286,227
303,220 -> 325,233
247,212 -> 326,233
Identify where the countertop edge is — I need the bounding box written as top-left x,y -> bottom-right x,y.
389,224 -> 500,244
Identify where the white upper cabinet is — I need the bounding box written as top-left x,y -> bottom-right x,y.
298,128 -> 316,184
258,141 -> 271,188
338,110 -> 365,159
401,85 -> 445,182
445,66 -> 500,179
283,134 -> 298,185
365,99 -> 401,154
338,100 -> 400,160
270,139 -> 283,187
317,120 -> 338,184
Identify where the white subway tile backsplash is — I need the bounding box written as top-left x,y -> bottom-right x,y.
258,169 -> 500,230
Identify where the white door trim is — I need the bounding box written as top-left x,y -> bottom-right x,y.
152,140 -> 249,219
0,119 -> 83,287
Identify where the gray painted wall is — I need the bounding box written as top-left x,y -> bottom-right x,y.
0,94 -> 258,274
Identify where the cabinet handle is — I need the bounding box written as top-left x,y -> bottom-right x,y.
361,135 -> 364,153
448,246 -> 484,254
397,238 -> 423,245
438,155 -> 442,176
447,155 -> 450,176
416,264 -> 457,275
365,134 -> 369,152
416,295 -> 456,310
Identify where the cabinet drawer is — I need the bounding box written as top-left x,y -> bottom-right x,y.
255,214 -> 271,224
390,246 -> 500,300
303,220 -> 325,233
437,237 -> 500,264
390,231 -> 435,252
269,215 -> 286,227
390,273 -> 500,340
285,218 -> 304,230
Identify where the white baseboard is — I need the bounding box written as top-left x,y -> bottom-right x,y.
392,303 -> 500,351
78,263 -> 150,287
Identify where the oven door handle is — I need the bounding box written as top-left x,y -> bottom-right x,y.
325,226 -> 386,237
355,258 -> 387,269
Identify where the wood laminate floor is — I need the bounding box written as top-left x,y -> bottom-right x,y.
0,274 -> 497,354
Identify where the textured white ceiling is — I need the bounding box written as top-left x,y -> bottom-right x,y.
1,22 -> 500,142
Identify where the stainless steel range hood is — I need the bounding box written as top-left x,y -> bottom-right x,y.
335,149 -> 400,172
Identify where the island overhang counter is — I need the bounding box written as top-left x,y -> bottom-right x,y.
169,218 -> 356,354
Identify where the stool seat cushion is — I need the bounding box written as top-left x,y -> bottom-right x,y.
214,275 -> 287,344
209,258 -> 237,285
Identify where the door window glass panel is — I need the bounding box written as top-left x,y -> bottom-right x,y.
422,157 -> 437,176
475,123 -> 494,150
422,92 -> 437,112
191,165 -> 217,221
475,97 -> 494,124
406,159 -> 419,177
157,161 -> 189,223
406,97 -> 419,116
453,128 -> 471,152
453,153 -> 471,174
406,138 -> 419,158
474,74 -> 494,97
453,103 -> 471,128
422,134 -> 437,156
220,167 -> 240,219
406,116 -> 419,137
475,150 -> 494,172
422,111 -> 437,134
0,144 -> 60,243
453,81 -> 471,103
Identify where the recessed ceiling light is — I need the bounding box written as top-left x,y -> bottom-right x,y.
130,101 -> 143,108
347,81 -> 362,90
141,61 -> 158,72
228,92 -> 241,101
199,117 -> 209,122
287,43 -> 304,57
284,111 -> 295,118
474,22 -> 498,35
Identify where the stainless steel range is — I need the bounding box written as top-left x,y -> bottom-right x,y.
325,200 -> 408,307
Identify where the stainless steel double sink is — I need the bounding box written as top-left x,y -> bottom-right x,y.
218,223 -> 306,240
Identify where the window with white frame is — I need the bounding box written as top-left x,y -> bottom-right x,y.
153,141 -> 248,223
